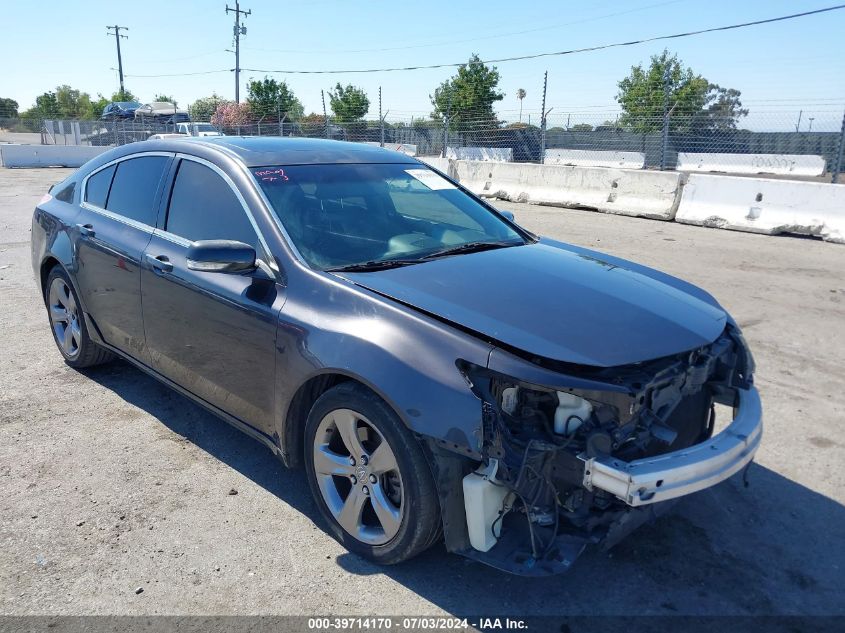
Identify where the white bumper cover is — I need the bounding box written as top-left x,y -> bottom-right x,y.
580,387 -> 763,506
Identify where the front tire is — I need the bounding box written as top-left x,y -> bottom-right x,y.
44,266 -> 113,369
304,382 -> 441,565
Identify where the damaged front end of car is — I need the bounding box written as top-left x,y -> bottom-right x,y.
443,325 -> 761,576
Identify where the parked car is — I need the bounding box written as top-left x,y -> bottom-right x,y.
147,133 -> 188,140
177,122 -> 224,137
31,138 -> 761,575
134,101 -> 190,124
100,101 -> 141,120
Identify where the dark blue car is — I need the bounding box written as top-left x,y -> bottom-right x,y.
30,137 -> 762,575
100,101 -> 141,120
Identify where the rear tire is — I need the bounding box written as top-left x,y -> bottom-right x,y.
304,382 -> 441,565
44,266 -> 114,369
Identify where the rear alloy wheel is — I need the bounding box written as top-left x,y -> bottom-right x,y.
48,276 -> 82,361
304,382 -> 440,565
45,266 -> 114,368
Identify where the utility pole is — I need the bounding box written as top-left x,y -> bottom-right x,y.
321,90 -> 329,138
833,109 -> 845,184
540,71 -> 548,164
106,26 -> 128,94
226,1 -> 251,102
660,65 -> 672,170
441,89 -> 453,158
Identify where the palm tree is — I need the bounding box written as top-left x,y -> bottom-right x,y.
516,88 -> 526,123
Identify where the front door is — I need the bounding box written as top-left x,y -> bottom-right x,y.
140,157 -> 283,435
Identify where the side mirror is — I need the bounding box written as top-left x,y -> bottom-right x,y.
498,209 -> 515,222
186,239 -> 256,273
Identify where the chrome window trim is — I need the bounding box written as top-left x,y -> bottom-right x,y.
80,151 -> 174,233
171,153 -> 276,268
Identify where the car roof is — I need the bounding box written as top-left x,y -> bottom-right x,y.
149,136 -> 421,166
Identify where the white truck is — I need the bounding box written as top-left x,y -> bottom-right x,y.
176,122 -> 224,137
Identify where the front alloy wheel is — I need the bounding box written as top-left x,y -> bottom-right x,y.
304,382 -> 441,565
313,409 -> 404,545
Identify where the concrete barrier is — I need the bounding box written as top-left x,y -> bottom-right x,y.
415,156 -> 456,178
677,152 -> 826,177
676,173 -> 844,243
453,161 -> 683,220
446,147 -> 513,162
544,148 -> 645,169
0,144 -> 110,168
364,142 -> 417,156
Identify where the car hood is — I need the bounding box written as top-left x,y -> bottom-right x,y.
337,239 -> 727,367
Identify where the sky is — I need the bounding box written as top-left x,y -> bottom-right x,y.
2,0 -> 844,132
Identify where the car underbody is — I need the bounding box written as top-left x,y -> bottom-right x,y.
433,325 -> 760,576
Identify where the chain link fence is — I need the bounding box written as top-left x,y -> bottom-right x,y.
4,104 -> 844,179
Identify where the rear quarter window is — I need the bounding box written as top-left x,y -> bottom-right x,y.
53,181 -> 76,203
105,156 -> 169,226
84,165 -> 116,208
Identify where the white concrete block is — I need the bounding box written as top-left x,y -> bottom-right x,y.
446,147 -> 513,162
453,161 -> 683,220
364,142 -> 417,156
544,149 -> 645,169
677,153 -> 826,177
0,144 -> 110,168
676,173 -> 845,243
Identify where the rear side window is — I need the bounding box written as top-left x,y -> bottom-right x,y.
105,156 -> 169,226
166,160 -> 258,249
54,181 -> 76,203
85,165 -> 115,208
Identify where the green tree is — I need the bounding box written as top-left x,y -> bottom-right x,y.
246,77 -> 303,120
189,94 -> 227,121
21,91 -> 60,119
328,83 -> 369,123
430,54 -> 504,134
571,123 -> 593,132
0,97 -> 19,118
54,85 -> 95,119
154,94 -> 177,105
616,50 -> 747,133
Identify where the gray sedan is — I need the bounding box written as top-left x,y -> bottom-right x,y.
31,137 -> 761,575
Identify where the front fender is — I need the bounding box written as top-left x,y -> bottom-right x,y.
274,272 -> 494,461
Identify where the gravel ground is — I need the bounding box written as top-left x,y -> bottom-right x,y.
1,168 -> 843,617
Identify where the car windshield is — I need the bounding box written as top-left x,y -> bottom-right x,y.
253,163 -> 525,271
195,123 -> 216,131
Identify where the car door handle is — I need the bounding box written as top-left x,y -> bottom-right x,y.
145,253 -> 173,273
76,223 -> 95,237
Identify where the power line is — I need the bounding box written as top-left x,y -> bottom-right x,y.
125,69 -> 230,78
242,4 -> 845,75
241,0 -> 689,55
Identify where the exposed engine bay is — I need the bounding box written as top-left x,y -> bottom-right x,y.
453,325 -> 756,575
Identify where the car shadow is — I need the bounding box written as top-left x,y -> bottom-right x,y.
82,360 -> 845,618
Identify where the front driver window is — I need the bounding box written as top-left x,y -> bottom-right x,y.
166,160 -> 260,252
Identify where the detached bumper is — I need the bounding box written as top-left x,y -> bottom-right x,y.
580,386 -> 763,506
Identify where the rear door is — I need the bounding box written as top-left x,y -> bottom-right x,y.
75,153 -> 172,362
140,156 -> 283,434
